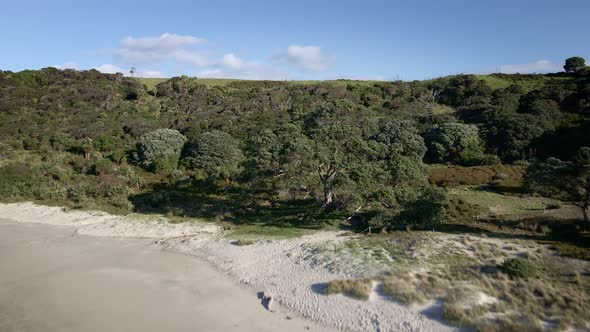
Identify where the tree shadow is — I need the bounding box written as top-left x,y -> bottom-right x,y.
129,179 -> 345,230
310,282 -> 328,295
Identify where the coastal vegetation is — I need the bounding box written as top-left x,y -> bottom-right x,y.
1,57 -> 589,330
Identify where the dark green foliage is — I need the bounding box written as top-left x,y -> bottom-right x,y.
0,163 -> 43,198
136,129 -> 186,173
564,57 -> 586,73
483,113 -> 547,162
50,133 -> 75,151
424,123 -> 485,165
525,147 -> 590,225
429,75 -> 492,107
372,120 -> 427,160
183,130 -> 243,179
499,258 -> 541,278
1,68 -> 589,228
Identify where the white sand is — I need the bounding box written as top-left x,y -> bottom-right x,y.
0,202 -> 456,332
0,220 -> 332,332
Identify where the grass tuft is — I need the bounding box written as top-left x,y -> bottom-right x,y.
324,278 -> 373,300
232,239 -> 256,246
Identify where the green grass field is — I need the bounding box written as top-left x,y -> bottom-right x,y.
449,186 -> 558,215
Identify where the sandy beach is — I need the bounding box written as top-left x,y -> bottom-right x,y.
0,219 -> 333,332
0,203 -> 456,332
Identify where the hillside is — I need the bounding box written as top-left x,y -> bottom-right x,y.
1,67 -> 590,330
1,67 -> 589,219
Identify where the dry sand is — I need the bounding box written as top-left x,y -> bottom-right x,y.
0,202 -> 457,332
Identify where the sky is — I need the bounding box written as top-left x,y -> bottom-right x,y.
1,0 -> 589,80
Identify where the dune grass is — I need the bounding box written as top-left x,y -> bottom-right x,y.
314,230 -> 590,331
324,278 -> 373,300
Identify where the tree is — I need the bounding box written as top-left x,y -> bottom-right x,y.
483,113 -> 547,162
183,130 -> 243,180
311,124 -> 354,207
424,123 -> 485,164
525,147 -> 590,226
371,121 -> 427,160
564,57 -> 586,73
136,129 -> 187,172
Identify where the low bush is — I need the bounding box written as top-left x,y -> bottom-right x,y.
324,278 -> 373,300
499,258 -> 541,278
0,142 -> 14,160
107,195 -> 134,211
381,274 -> 426,304
0,163 -> 42,198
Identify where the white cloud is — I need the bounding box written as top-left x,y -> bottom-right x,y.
198,54 -> 287,80
138,70 -> 162,78
115,33 -> 207,65
197,69 -> 225,78
197,65 -> 287,80
496,60 -> 561,74
173,49 -> 209,66
334,74 -> 386,81
85,33 -> 334,79
94,64 -> 162,77
94,64 -> 125,74
54,61 -> 78,70
121,33 -> 203,51
276,45 -> 333,72
195,53 -> 287,80
220,53 -> 244,69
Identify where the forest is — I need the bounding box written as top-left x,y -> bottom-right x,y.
0,57 -> 589,237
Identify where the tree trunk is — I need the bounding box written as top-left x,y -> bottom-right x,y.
583,206 -> 590,227
323,190 -> 333,207
323,185 -> 333,207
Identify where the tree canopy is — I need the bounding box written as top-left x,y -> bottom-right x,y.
525,147 -> 590,225
136,129 -> 187,173
1,63 -> 590,229
424,123 -> 485,165
183,130 -> 243,180
564,56 -> 586,73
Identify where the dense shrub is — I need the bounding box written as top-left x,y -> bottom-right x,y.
91,158 -> 115,175
424,123 -> 485,165
0,163 -> 42,198
499,258 -> 541,278
50,133 -> 76,151
182,130 -> 243,179
136,129 -> 187,173
0,68 -> 589,227
0,142 -> 14,159
371,121 -> 427,160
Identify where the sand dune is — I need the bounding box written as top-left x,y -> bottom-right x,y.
0,202 -> 455,331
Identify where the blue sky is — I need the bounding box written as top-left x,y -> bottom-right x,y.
2,0 -> 589,80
